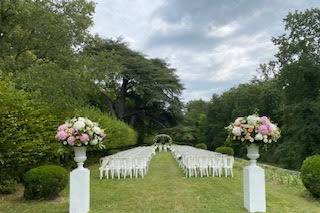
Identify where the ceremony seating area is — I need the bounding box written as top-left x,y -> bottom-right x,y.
171,145 -> 234,178
99,146 -> 155,179
154,143 -> 170,152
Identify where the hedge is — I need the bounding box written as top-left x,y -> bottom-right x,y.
195,143 -> 207,150
0,78 -> 61,183
215,146 -> 234,156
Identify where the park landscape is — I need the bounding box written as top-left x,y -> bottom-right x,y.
1,0 -> 320,213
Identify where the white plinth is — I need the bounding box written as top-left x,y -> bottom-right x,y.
244,165 -> 266,213
69,168 -> 90,213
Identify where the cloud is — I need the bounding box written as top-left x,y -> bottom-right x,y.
91,0 -> 320,101
207,22 -> 240,38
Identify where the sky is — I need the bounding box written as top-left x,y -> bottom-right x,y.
91,0 -> 320,101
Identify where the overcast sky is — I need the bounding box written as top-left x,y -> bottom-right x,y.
91,0 -> 320,101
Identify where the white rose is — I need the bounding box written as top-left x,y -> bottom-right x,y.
254,133 -> 263,141
269,123 -> 279,132
85,119 -> 93,126
249,138 -> 254,142
78,117 -> 86,122
247,115 -> 259,125
92,126 -> 101,134
263,138 -> 268,143
234,117 -> 244,126
232,127 -> 242,136
73,120 -> 86,130
90,139 -> 98,145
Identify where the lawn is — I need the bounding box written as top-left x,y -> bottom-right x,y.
1,152 -> 320,213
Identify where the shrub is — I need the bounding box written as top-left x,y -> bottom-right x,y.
24,165 -> 68,200
0,77 -> 63,181
0,179 -> 17,194
215,146 -> 234,156
195,143 -> 207,150
74,107 -> 137,149
301,155 -> 320,197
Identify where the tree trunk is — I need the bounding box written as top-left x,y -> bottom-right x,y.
114,78 -> 128,119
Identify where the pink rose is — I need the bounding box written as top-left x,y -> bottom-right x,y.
58,124 -> 68,131
80,133 -> 89,143
260,116 -> 270,124
258,125 -> 270,135
67,136 -> 76,145
56,131 -> 68,141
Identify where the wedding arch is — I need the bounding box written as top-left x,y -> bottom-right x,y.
153,134 -> 173,144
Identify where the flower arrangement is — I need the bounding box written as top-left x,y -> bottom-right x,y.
226,114 -> 280,145
55,117 -> 106,148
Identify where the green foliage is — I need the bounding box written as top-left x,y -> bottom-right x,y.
0,179 -> 17,194
215,146 -> 234,156
0,0 -> 94,68
301,155 -> 320,198
195,143 -> 207,150
107,149 -> 121,155
0,77 -> 62,180
16,63 -> 97,111
74,107 -> 137,150
24,165 -> 68,200
165,100 -> 208,147
273,8 -> 320,66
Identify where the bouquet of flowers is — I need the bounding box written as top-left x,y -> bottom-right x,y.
55,117 -> 106,148
226,114 -> 280,144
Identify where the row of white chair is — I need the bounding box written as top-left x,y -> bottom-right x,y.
171,145 -> 234,178
154,143 -> 171,152
99,146 -> 156,179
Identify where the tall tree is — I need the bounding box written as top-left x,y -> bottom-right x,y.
82,38 -> 184,138
0,0 -> 95,71
272,8 -> 320,66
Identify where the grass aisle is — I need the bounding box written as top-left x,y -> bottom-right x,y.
1,152 -> 320,213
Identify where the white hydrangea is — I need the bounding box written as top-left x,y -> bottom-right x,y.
247,115 -> 260,125
90,139 -> 99,145
232,127 -> 242,136
234,117 -> 244,126
73,120 -> 86,130
254,133 -> 263,141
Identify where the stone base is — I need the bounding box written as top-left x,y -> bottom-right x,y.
69,168 -> 90,213
243,165 -> 266,213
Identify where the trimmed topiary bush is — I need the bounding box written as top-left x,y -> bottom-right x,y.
301,155 -> 320,197
24,165 -> 68,200
195,143 -> 207,150
215,146 -> 234,156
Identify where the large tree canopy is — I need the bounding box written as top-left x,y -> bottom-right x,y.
0,0 -> 94,70
82,38 -> 184,139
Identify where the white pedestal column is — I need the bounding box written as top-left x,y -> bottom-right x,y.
243,144 -> 266,213
69,147 -> 90,213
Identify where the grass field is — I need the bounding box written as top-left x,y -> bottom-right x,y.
1,152 -> 320,213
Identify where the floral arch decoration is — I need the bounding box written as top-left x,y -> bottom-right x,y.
153,134 -> 173,144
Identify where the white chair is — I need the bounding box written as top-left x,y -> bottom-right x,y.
223,156 -> 234,177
